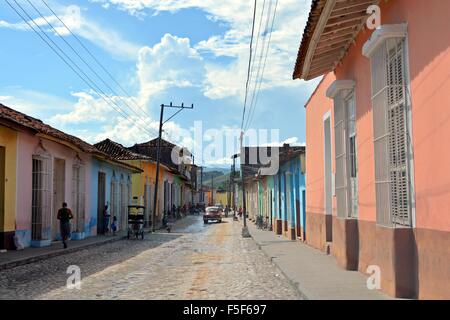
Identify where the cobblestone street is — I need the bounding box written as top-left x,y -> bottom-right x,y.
0,216 -> 301,300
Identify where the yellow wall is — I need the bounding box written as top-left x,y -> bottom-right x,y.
215,191 -> 228,206
127,160 -> 166,215
0,126 -> 17,232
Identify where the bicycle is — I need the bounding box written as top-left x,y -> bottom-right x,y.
256,215 -> 264,229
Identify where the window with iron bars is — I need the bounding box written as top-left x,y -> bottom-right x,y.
370,36 -> 413,227
72,160 -> 85,233
32,154 -> 52,240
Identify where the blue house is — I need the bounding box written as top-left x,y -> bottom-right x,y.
242,145 -> 306,240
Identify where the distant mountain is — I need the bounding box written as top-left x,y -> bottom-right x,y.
202,166 -> 230,174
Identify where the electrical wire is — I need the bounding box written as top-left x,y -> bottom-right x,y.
244,0 -> 279,131
240,0 -> 258,131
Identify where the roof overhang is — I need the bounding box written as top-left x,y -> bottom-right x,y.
293,0 -> 380,80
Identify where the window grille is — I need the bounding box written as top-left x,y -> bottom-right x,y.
72,158 -> 85,233
346,93 -> 359,218
120,176 -> 127,230
111,173 -> 120,228
144,180 -> 151,225
334,93 -> 349,218
32,154 -> 52,240
370,37 -> 412,227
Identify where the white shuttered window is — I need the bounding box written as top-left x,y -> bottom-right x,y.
368,35 -> 413,227
327,80 -> 357,219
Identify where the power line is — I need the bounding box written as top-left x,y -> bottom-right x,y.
26,0 -> 160,138
40,0 -> 159,136
244,0 -> 279,131
245,0 -> 273,130
248,0 -> 267,89
240,0 -> 258,131
6,0 -> 158,139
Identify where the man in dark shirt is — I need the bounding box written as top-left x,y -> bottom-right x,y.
57,202 -> 73,249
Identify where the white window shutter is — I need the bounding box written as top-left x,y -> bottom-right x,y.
370,37 -> 411,227
334,94 -> 349,218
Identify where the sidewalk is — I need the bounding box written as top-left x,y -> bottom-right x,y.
0,231 -> 130,271
0,216 -> 188,271
247,222 -> 391,300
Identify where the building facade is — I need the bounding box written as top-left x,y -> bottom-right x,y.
294,0 -> 450,299
241,145 -> 306,240
0,104 -> 140,248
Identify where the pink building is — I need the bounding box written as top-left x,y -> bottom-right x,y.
294,0 -> 450,299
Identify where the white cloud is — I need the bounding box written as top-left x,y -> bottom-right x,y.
93,0 -> 313,99
0,4 -> 140,59
137,33 -> 205,104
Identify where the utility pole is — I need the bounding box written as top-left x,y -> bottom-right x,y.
152,102 -> 194,232
200,166 -> 203,203
239,134 -> 250,238
211,174 -> 214,204
231,154 -> 237,212
191,155 -> 195,210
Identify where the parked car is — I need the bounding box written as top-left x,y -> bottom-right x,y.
214,203 -> 224,213
203,206 -> 222,224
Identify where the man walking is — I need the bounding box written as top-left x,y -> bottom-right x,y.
57,202 -> 73,249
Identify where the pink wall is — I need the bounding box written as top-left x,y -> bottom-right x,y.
332,0 -> 450,231
305,73 -> 336,216
16,132 -> 92,234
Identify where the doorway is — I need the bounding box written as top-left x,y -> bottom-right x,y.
324,115 -> 333,242
52,158 -> 65,240
97,172 -> 106,234
302,190 -> 306,241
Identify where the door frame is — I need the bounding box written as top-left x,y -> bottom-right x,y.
97,172 -> 106,234
52,158 -> 66,240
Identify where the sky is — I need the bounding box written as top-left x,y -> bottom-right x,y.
0,0 -> 320,167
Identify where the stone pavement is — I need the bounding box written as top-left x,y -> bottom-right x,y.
0,231 -> 128,271
246,221 -> 392,300
0,216 -> 301,300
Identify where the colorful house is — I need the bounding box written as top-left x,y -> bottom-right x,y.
0,123 -> 18,249
241,145 -> 306,240
0,104 -> 141,248
128,138 -> 194,225
294,0 -> 450,299
95,138 -> 168,228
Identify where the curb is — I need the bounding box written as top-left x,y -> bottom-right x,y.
248,226 -> 310,300
0,235 -> 127,271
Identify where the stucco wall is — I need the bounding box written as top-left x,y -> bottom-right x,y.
15,133 -> 91,246
334,0 -> 450,231
305,73 -> 336,250
0,125 -> 17,234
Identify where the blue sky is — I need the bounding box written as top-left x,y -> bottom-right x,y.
0,0 -> 319,166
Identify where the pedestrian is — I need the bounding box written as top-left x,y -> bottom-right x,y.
103,204 -> 110,234
238,206 -> 243,219
57,202 -> 73,249
111,216 -> 118,236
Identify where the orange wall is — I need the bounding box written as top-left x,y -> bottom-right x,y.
305,73 -> 336,217
311,0 -> 450,231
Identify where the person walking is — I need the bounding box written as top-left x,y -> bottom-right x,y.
57,202 -> 73,249
103,204 -> 110,234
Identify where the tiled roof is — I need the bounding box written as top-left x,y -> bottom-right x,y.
94,139 -> 154,161
0,103 -> 97,154
0,103 -> 142,173
293,0 -> 378,80
129,138 -> 191,172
